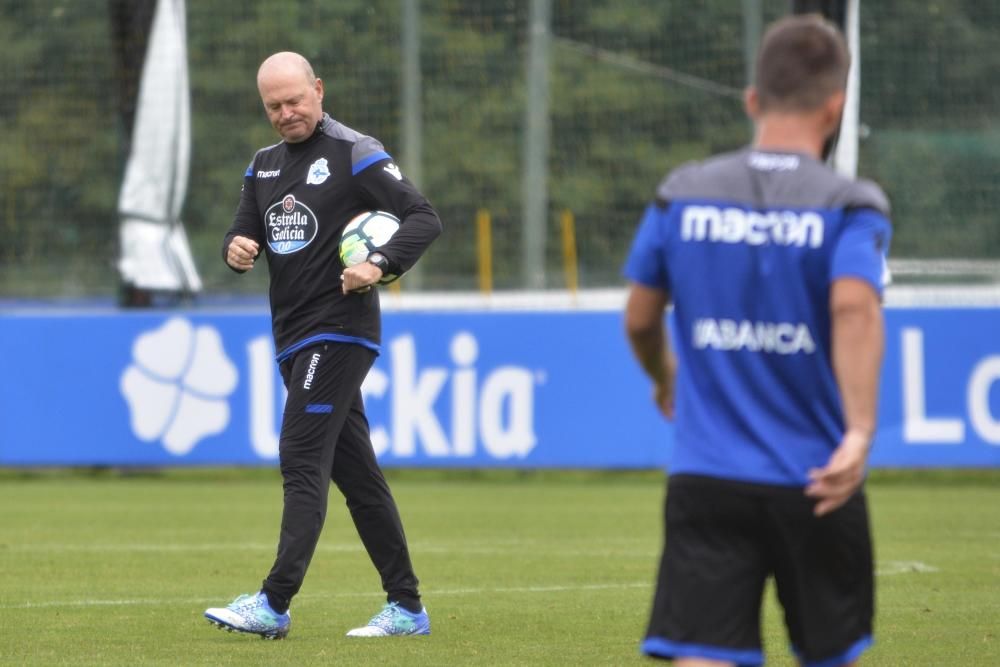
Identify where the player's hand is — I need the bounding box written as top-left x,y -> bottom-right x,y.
653,354 -> 677,420
805,429 -> 871,516
341,262 -> 383,294
226,236 -> 259,271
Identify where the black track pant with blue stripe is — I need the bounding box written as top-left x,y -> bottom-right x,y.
261,342 -> 420,612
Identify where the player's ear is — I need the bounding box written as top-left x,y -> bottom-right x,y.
315,77 -> 324,101
744,86 -> 760,120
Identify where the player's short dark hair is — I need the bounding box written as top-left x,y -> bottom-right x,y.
754,14 -> 849,112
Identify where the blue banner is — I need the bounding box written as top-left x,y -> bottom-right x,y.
1,307 -> 998,467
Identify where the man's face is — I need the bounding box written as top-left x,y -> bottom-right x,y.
258,72 -> 324,143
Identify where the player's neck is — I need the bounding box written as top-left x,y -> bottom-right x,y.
752,114 -> 828,160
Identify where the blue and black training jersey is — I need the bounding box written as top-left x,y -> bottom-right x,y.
223,113 -> 442,363
623,148 -> 891,487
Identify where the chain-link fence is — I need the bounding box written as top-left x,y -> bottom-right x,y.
2,0 -> 998,298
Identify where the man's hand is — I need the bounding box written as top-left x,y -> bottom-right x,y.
227,236 -> 259,271
805,429 -> 871,516
809,277 -> 883,517
624,283 -> 675,420
652,354 -> 676,420
341,262 -> 383,294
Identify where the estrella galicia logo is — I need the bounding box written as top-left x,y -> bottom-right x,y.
265,194 -> 318,254
306,157 -> 330,185
120,318 -> 238,456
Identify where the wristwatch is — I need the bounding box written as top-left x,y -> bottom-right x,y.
366,252 -> 389,275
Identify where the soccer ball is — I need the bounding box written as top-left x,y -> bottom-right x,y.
339,210 -> 400,284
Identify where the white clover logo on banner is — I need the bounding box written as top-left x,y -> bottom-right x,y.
120,317 -> 238,455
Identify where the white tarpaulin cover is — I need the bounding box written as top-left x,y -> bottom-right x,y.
117,0 -> 201,292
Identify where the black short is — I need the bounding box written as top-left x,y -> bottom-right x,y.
642,474 -> 874,667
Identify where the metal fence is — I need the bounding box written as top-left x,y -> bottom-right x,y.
2,0 -> 998,298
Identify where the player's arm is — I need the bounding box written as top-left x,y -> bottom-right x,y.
625,283 -> 676,420
806,278 -> 883,516
807,205 -> 891,515
623,200 -> 675,419
831,279 -> 883,443
222,162 -> 263,274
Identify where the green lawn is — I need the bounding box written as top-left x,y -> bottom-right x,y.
0,469 -> 997,665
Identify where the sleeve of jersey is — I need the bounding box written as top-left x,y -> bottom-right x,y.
353,156 -> 442,275
622,203 -> 670,291
830,208 -> 893,295
221,162 -> 263,274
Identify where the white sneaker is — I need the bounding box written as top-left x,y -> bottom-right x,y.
204,591 -> 291,640
346,602 -> 430,637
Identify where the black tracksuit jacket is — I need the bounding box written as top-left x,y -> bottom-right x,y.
223,113 -> 442,363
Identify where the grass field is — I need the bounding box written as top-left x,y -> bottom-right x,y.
0,468 -> 997,666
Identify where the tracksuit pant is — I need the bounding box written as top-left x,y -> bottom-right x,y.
260,342 -> 420,611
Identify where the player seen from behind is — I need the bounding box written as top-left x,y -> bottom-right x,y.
624,15 -> 889,667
